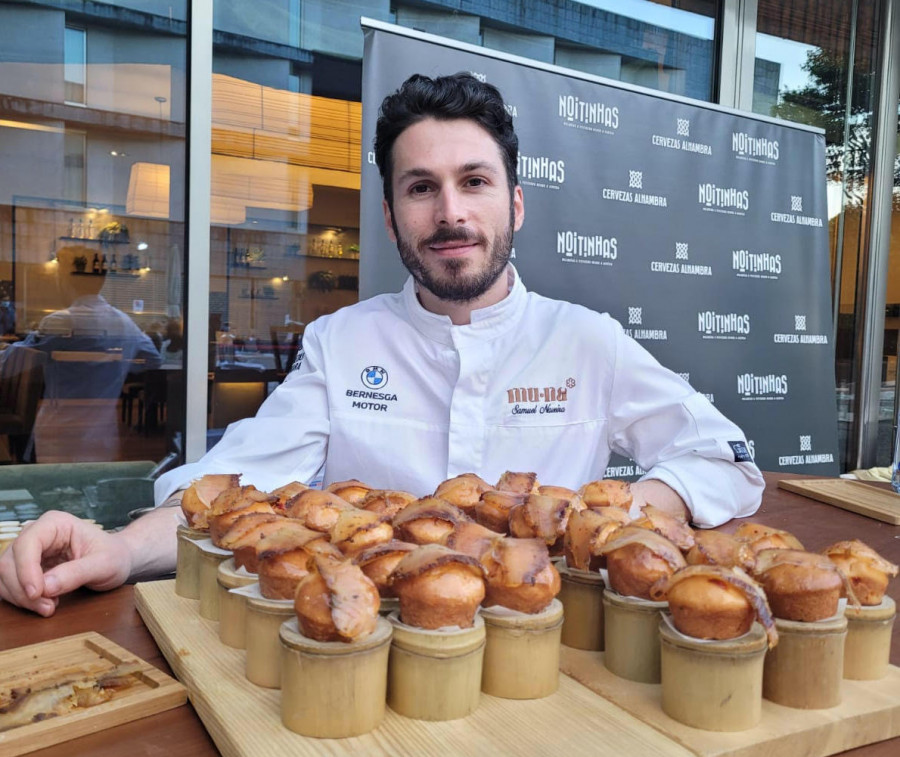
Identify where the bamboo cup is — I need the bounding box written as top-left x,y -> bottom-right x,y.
843,597 -> 895,681
660,619 -> 768,731
198,542 -> 233,620
763,614 -> 847,708
280,617 -> 392,738
603,590 -> 667,683
175,525 -> 207,599
557,562 -> 605,650
245,591 -> 296,688
217,559 -> 259,649
480,599 -> 563,699
387,612 -> 485,721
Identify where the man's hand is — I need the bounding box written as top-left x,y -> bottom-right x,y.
629,479 -> 690,522
0,503 -> 181,617
0,511 -> 132,617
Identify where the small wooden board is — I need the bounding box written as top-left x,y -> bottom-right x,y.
0,632 -> 187,757
777,478 -> 900,525
559,648 -> 900,757
134,580 -> 693,757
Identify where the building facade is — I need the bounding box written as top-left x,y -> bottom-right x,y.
0,0 -> 897,488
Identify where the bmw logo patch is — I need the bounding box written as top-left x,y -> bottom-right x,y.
361,366 -> 388,389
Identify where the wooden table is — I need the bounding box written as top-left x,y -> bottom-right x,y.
1,472 -> 898,757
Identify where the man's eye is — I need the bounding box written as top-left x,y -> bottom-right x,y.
466,177 -> 486,187
410,184 -> 431,194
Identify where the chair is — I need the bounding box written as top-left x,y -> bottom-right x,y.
0,347 -> 46,462
270,325 -> 303,377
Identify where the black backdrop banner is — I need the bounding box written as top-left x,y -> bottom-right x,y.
359,20 -> 839,477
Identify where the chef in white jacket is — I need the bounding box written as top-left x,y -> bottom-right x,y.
0,72 -> 763,616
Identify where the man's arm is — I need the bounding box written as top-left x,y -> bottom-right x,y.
606,321 -> 764,527
0,495 -> 182,617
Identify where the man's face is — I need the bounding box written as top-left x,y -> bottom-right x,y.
383,117 -> 524,303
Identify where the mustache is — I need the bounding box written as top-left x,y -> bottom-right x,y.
421,226 -> 487,247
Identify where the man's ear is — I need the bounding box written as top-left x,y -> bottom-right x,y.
512,185 -> 525,232
382,199 -> 397,242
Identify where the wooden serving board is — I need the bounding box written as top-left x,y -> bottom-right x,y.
777,478 -> 900,524
0,632 -> 187,757
135,581 -> 900,757
559,648 -> 900,757
134,580 -> 693,757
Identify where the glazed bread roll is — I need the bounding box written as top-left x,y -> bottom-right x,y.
596,527 -> 687,599
390,544 -> 486,629
352,540 -> 418,597
651,565 -> 777,647
822,540 -> 898,606
563,507 -> 629,571
392,498 -> 468,545
751,548 -> 855,622
481,537 -> 560,614
433,473 -> 493,515
180,473 -> 240,529
294,555 -> 380,642
577,479 -> 633,510
325,479 -> 375,506
358,489 -> 418,519
474,490 -> 525,534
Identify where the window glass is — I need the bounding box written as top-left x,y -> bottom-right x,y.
0,2 -> 188,527
206,0 -> 720,444
64,26 -> 86,104
752,0 -> 882,469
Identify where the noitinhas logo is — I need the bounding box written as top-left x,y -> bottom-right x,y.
556,229 -> 617,265
737,373 -> 788,400
732,248 -> 781,278
732,131 -> 779,163
517,152 -> 565,188
698,183 -> 749,214
558,94 -> 619,133
698,311 -> 750,340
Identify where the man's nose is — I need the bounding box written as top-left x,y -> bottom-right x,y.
434,187 -> 467,226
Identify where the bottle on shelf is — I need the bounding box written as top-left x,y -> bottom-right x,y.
109,253 -> 118,273
91,253 -> 101,274
101,253 -> 108,274
216,323 -> 236,366
86,219 -> 94,239
68,218 -> 76,237
75,219 -> 85,238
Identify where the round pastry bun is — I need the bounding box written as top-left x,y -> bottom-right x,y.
759,563 -> 842,622
607,543 -> 675,599
667,575 -> 755,640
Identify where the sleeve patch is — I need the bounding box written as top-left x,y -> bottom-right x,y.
728,441 -> 753,463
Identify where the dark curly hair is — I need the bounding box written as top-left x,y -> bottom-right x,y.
374,73 -> 519,210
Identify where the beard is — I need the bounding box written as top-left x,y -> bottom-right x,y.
394,209 -> 514,303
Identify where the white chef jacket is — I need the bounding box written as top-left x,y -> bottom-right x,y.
156,268 -> 763,527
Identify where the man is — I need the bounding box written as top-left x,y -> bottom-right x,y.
2,247 -> 162,462
0,73 -> 763,616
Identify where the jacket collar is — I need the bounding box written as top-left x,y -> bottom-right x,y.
401,266 -> 527,347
